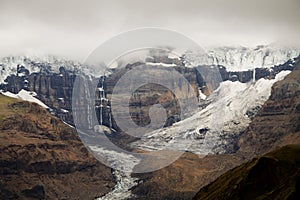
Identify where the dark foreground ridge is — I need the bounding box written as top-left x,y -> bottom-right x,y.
193,145 -> 300,200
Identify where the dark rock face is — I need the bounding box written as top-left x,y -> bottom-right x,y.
21,185 -> 45,200
193,145 -> 300,200
0,95 -> 115,199
1,66 -> 76,125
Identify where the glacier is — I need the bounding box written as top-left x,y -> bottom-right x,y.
183,45 -> 300,71
131,71 -> 291,155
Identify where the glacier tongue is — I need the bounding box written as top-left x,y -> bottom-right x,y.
131,71 -> 291,155
90,146 -> 140,200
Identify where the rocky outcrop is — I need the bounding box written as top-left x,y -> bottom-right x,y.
238,62 -> 300,157
0,94 -> 115,199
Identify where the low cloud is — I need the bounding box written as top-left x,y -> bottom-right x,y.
0,0 -> 299,60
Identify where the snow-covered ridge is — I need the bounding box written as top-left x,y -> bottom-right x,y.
0,55 -> 104,84
1,45 -> 299,84
183,45 -> 300,71
146,62 -> 177,67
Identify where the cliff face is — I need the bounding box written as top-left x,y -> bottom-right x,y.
238,63 -> 300,156
193,145 -> 300,200
2,66 -> 76,125
0,94 -> 114,199
105,64 -> 202,128
1,55 -> 298,132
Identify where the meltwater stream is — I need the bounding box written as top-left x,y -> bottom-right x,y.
89,146 -> 141,200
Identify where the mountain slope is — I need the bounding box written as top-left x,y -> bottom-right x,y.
193,145 -> 300,200
0,94 -> 114,199
131,52 -> 300,200
192,61 -> 300,200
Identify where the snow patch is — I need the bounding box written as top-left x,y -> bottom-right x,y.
146,62 -> 177,67
199,90 -> 207,100
1,89 -> 49,108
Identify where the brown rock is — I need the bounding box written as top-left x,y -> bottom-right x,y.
0,94 -> 115,199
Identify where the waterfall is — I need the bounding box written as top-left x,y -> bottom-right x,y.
109,112 -> 112,128
83,77 -> 93,129
253,68 -> 256,83
100,104 -> 103,125
97,76 -> 112,128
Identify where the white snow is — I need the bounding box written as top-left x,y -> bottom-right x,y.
1,89 -> 49,108
98,87 -> 104,92
132,71 -> 291,155
146,62 -> 177,67
184,45 -> 300,71
61,109 -> 69,113
199,90 -> 207,100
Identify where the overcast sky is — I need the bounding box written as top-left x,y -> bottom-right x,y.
0,0 -> 299,60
